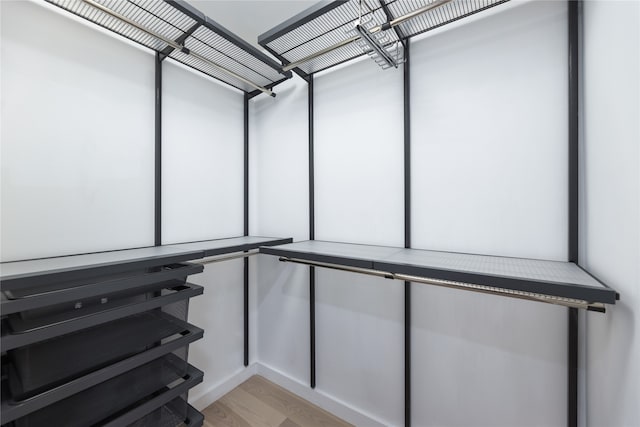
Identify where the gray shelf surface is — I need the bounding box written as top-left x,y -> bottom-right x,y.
260,240 -> 401,269
259,240 -> 618,304
165,236 -> 293,257
0,236 -> 292,286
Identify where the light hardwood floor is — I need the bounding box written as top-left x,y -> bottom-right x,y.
202,375 -> 353,427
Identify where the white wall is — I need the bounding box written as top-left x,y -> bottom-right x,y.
249,77 -> 309,243
411,0 -> 568,261
252,1 -> 575,426
314,59 -> 404,247
0,0 -> 155,261
187,259 -> 246,405
162,60 -> 244,244
313,57 -> 405,426
582,2 -> 640,426
249,77 -> 310,384
410,2 -> 569,426
161,59 -> 246,401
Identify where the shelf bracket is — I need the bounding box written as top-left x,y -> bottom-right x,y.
159,22 -> 201,61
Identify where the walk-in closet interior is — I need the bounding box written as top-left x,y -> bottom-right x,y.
1,0 -> 638,426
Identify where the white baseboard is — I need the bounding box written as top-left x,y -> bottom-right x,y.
188,363 -> 258,411
256,364 -> 389,427
189,362 -> 388,426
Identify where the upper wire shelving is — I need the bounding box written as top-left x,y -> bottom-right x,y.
258,0 -> 509,77
46,0 -> 292,97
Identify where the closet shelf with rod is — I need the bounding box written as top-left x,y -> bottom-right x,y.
45,0 -> 292,97
260,241 -> 619,312
258,0 -> 509,77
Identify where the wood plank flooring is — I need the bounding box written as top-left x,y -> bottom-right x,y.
202,375 -> 353,427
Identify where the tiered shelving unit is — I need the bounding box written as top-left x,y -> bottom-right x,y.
0,236 -> 291,426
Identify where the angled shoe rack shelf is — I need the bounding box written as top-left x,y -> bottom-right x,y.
46,0 -> 291,97
0,236 -> 292,427
258,0 -> 509,77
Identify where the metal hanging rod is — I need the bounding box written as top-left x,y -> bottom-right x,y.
278,257 -> 607,312
196,250 -> 259,266
282,0 -> 453,72
80,0 -> 276,97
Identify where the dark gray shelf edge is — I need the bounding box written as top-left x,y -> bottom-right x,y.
0,251 -> 204,290
259,245 -> 374,270
165,236 -> 293,255
0,318 -> 203,424
195,237 -> 293,257
577,264 -> 620,300
374,261 -> 617,304
259,246 -> 618,305
0,284 -> 204,352
0,262 -> 204,315
101,364 -> 204,427
0,236 -> 293,288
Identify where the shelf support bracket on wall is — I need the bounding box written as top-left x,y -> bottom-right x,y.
403,39 -> 412,427
154,52 -> 162,247
567,1 -> 582,426
158,22 -> 201,61
308,74 -> 316,389
244,92 -> 250,367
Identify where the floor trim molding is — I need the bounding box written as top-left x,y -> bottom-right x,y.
189,363 -> 259,411
256,364 -> 388,427
189,363 -> 388,426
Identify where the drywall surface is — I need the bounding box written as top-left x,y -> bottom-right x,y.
0,0 -> 155,261
249,76 -> 310,385
314,58 -> 404,247
249,77 -> 309,243
409,2 -> 569,425
162,61 -> 244,244
582,1 -> 640,426
187,259 -> 246,404
411,0 -> 568,261
253,255 -> 311,384
312,57 -> 405,426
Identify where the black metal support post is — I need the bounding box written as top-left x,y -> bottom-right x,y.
568,306 -> 578,427
567,2 -> 580,427
244,93 -> 250,237
244,256 -> 249,367
154,52 -> 162,247
568,1 -> 579,264
403,40 -> 412,427
244,93 -> 250,367
308,75 -> 316,389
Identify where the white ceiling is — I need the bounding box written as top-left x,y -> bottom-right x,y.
189,1 -> 318,50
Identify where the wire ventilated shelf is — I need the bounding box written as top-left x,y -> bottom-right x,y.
387,0 -> 510,38
45,0 -> 289,95
259,0 -> 509,76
